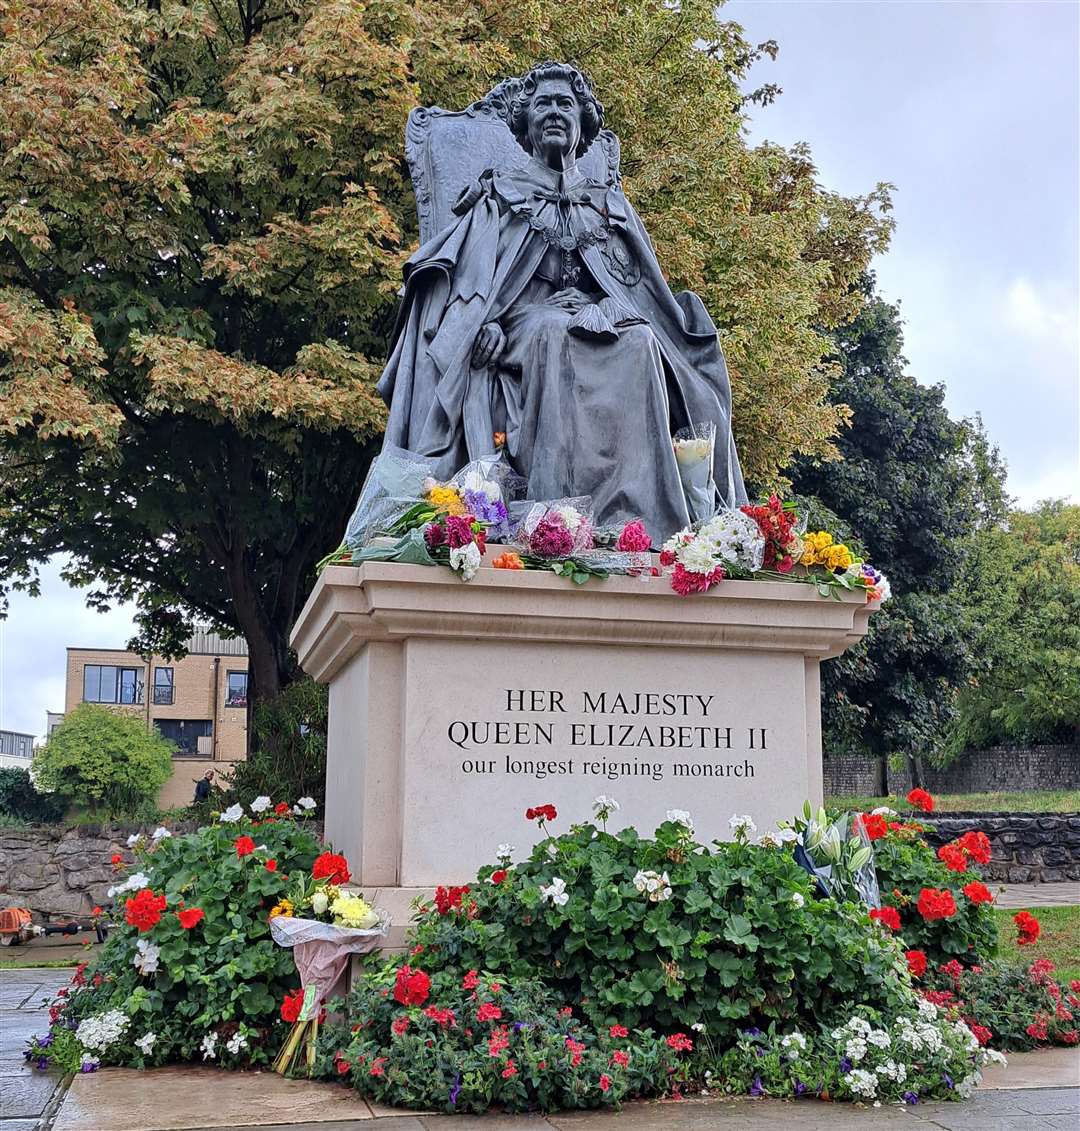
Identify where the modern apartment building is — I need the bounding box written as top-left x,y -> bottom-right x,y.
63,629 -> 249,806
0,729 -> 35,770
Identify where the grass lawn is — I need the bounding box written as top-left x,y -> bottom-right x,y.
994,906 -> 1080,985
827,789 -> 1080,813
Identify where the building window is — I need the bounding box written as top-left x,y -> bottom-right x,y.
152,667 -> 174,705
155,719 -> 212,755
225,671 -> 248,708
83,664 -> 143,705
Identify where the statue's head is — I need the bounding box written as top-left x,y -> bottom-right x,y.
508,61 -> 604,160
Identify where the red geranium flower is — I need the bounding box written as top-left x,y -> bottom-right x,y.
502,1059 -> 518,1079
424,1006 -> 455,1027
110,853 -> 122,867
234,835 -> 256,858
1014,910 -> 1041,946
858,813 -> 888,841
599,1073 -> 612,1092
957,830 -> 992,865
265,859 -> 278,872
612,1049 -> 630,1067
391,1016 -> 410,1036
434,885 -> 470,915
870,906 -> 901,931
489,869 -> 508,885
476,1002 -> 502,1022
274,802 -> 290,815
917,888 -> 957,921
962,881 -> 994,905
392,965 -> 431,1006
939,959 -> 964,980
905,950 -> 928,978
525,804 -> 557,823
124,888 -> 167,932
937,844 -> 969,873
462,969 -> 480,991
906,788 -> 935,812
666,1032 -> 693,1052
312,851 -> 351,885
176,907 -> 205,929
609,1024 -> 629,1038
969,1023 -> 992,1046
280,989 -> 305,1024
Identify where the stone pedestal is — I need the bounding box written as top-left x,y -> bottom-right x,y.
291,560 -> 876,899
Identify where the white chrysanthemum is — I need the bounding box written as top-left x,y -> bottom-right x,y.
449,542 -> 482,581
200,1032 -> 218,1060
539,877 -> 568,907
250,796 -> 271,813
134,1032 -> 157,1055
219,803 -> 244,823
551,505 -> 584,533
677,537 -> 718,575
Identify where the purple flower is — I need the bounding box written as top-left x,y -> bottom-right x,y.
943,1071 -> 954,1090
448,1073 -> 461,1107
749,1075 -> 765,1097
529,515 -> 575,558
38,1033 -> 54,1048
36,1056 -> 49,1070
903,1091 -> 919,1105
744,1027 -> 763,1037
839,1057 -> 853,1074
22,1048 -> 34,1062
79,1059 -> 99,1074
513,1021 -> 528,1033
462,490 -> 509,535
793,1079 -> 807,1097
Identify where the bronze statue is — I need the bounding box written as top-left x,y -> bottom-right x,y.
379,62 -> 746,544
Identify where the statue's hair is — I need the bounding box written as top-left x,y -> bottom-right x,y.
507,61 -> 604,158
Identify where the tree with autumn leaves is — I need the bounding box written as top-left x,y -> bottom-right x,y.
1,0 -> 893,702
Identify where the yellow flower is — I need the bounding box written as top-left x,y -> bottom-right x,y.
801,531 -> 835,567
826,545 -> 853,570
330,892 -> 379,929
269,898 -> 295,920
427,485 -> 465,515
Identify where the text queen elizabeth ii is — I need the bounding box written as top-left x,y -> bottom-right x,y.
378,62 -> 747,544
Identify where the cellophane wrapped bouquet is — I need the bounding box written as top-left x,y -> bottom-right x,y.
510,500 -> 648,582
270,850 -> 387,1076
659,508 -> 766,594
672,422 -> 716,522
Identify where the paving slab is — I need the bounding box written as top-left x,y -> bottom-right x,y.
977,1045 -> 1080,1089
52,1065 -> 377,1131
995,883 -> 1080,908
0,1068 -> 62,1119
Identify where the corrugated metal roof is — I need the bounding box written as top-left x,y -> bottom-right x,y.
185,628 -> 249,656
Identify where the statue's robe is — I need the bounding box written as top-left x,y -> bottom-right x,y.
378,156 -> 747,543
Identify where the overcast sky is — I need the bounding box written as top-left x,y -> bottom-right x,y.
2,0 -> 1077,740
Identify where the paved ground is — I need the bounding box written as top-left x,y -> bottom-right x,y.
993,882 -> 1080,909
3,967 -> 1078,1131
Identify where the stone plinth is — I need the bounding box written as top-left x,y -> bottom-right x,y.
291,561 -> 876,890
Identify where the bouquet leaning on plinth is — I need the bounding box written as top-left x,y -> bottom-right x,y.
270,854 -> 388,1076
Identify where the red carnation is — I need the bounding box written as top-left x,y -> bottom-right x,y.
858,813 -> 889,841
176,907 -> 205,929
917,888 -> 957,921
281,989 -> 305,1023
124,888 -> 167,932
906,788 -> 935,813
937,844 -> 969,873
962,881 -> 994,905
1014,910 -> 1041,946
905,949 -> 928,978
957,830 -> 992,865
870,906 -> 901,930
616,520 -> 652,553
234,835 -> 256,858
312,851 -> 351,885
392,965 -> 431,1006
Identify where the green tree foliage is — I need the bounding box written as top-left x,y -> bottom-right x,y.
946,502 -> 1080,753
1,0 -> 892,701
791,287 -> 1008,785
33,703 -> 174,818
0,765 -> 68,823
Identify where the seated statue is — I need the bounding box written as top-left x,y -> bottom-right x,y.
378,61 -> 747,544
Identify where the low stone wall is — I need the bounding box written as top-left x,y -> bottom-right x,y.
824,744 -> 1080,797
919,813 -> 1080,884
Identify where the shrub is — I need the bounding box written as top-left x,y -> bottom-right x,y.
26,806 -> 320,1073
314,967 -> 686,1112
226,678 -> 327,809
0,766 -> 67,823
866,819 -> 998,967
33,704 -> 173,819
408,813 -> 912,1044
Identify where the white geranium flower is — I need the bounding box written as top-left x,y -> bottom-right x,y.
691,1022 -> 706,1033
449,542 -> 482,581
790,892 -> 805,909
225,1031 -> 248,1055
107,871 -> 150,898
757,832 -> 780,848
126,833 -> 142,848
250,796 -> 271,814
496,844 -> 515,864
200,1032 -> 218,1060
666,809 -> 694,832
592,795 -> 620,814
133,939 -> 160,976
777,827 -> 799,843
728,814 -> 757,838
296,796 -> 317,811
871,806 -> 897,817
539,877 -> 569,907
546,842 -> 559,859
219,803 -> 244,823
151,826 -> 171,841
134,1032 -> 157,1055
632,869 -> 672,902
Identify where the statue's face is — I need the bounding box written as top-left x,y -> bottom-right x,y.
526,78 -> 581,159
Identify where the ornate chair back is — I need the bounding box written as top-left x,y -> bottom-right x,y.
405,76 -> 622,244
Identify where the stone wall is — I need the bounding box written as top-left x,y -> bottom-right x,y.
823,745 -> 1080,797
919,813 -> 1080,884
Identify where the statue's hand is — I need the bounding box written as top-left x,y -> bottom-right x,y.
471,322 -> 506,369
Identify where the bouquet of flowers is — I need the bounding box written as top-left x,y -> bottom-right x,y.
659,509 -> 766,595
799,530 -> 892,604
784,802 -> 880,907
672,423 -> 716,523
740,494 -> 803,573
270,851 -> 387,1076
513,498 -> 596,558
